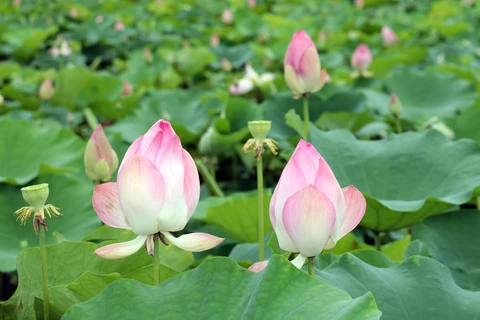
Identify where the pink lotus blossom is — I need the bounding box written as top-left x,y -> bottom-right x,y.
381,26 -> 397,46
114,20 -> 125,31
122,80 -> 133,96
221,9 -> 233,25
351,44 -> 372,74
93,120 -> 224,259
251,140 -> 366,272
284,31 -> 328,98
84,125 -> 119,182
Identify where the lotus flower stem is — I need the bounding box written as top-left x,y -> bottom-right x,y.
39,225 -> 50,320
373,232 -> 382,251
395,118 -> 403,134
257,154 -> 265,261
84,108 -> 99,131
303,96 -> 310,140
194,158 -> 225,198
153,235 -> 161,285
308,257 -> 315,276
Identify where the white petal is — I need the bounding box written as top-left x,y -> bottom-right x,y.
291,254 -> 307,269
94,235 -> 147,260
163,232 -> 224,252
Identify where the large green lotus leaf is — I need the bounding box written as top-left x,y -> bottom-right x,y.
110,90 -> 211,144
205,191 -> 272,243
310,127 -> 480,231
443,107 -> 480,144
0,174 -> 101,272
224,97 -> 263,132
1,26 -> 57,60
315,253 -> 480,320
412,209 -> 480,291
63,256 -> 382,320
385,68 -> 477,122
0,118 -> 84,185
0,240 -> 179,320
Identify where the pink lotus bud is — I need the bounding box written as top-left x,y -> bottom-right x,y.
389,93 -> 402,117
69,7 -> 78,18
114,20 -> 125,31
284,31 -> 328,98
84,125 -> 119,182
221,58 -> 232,72
210,33 -> 220,47
270,140 -> 366,267
122,80 -> 133,96
248,0 -> 256,8
381,26 -> 397,46
13,0 -> 21,7
351,44 -> 372,71
355,0 -> 364,8
92,120 -> 224,259
221,9 -> 233,25
96,15 -> 104,23
39,79 -> 54,100
318,31 -> 327,42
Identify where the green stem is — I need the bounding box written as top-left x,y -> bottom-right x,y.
257,155 -> 264,262
39,226 -> 49,320
83,108 -> 99,131
373,232 -> 382,251
308,257 -> 315,276
303,96 -> 310,140
153,235 -> 161,285
395,118 -> 403,134
194,158 -> 225,198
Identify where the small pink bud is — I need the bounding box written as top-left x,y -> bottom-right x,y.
84,125 -> 119,182
248,0 -> 256,8
13,0 -> 21,7
210,34 -> 220,47
39,79 -> 54,100
69,7 -> 78,18
351,44 -> 372,71
221,9 -> 233,25
122,80 -> 133,96
381,26 -> 397,46
355,0 -> 364,8
221,58 -> 232,72
114,21 -> 125,31
284,31 -> 327,97
96,15 -> 104,23
389,93 -> 402,117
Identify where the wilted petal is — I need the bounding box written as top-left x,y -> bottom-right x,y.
117,155 -> 165,235
248,260 -> 269,272
338,186 -> 366,240
163,232 -> 224,252
92,182 -> 130,229
94,235 -> 147,259
291,253 -> 307,269
282,185 -> 336,257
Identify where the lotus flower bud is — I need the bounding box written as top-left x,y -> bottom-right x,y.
248,0 -> 256,8
221,9 -> 233,25
284,31 -> 328,98
114,20 -> 125,31
270,140 -> 366,267
210,34 -> 220,47
355,0 -> 364,8
143,47 -> 153,63
221,58 -> 232,72
351,44 -> 372,71
84,125 -> 119,182
0,93 -> 4,106
381,26 -> 397,46
122,80 -> 133,96
39,79 -> 54,100
92,120 -> 224,259
389,94 -> 402,118
96,15 -> 104,23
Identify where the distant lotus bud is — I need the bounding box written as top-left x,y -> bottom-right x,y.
221,58 -> 232,72
0,94 -> 4,106
114,20 -> 125,31
210,34 -> 220,47
84,125 -> 119,182
49,47 -> 59,57
122,80 -> 133,96
96,15 -> 104,23
59,41 -> 72,57
351,44 -> 372,71
143,47 -> 153,63
381,26 -> 397,46
248,0 -> 256,8
258,33 -> 265,44
183,40 -> 190,48
389,94 -> 402,118
355,0 -> 364,8
39,79 -> 54,100
13,0 -> 21,7
69,7 -> 78,18
284,31 -> 328,98
221,9 -> 233,25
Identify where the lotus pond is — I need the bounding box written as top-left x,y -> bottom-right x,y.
1,0 -> 480,319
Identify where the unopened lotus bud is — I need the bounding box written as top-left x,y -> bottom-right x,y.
381,26 -> 397,46
96,15 -> 104,23
21,184 -> 49,212
39,79 -> 54,100
355,0 -> 364,8
84,125 -> 119,182
69,7 -> 78,18
210,34 -> 220,47
389,94 -> 402,118
248,0 -> 256,8
143,47 -> 153,63
221,58 -> 232,72
351,44 -> 372,71
221,9 -> 233,25
122,80 -> 133,96
114,20 -> 125,31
